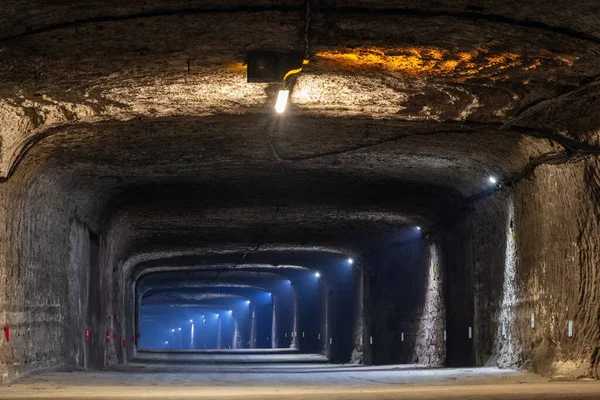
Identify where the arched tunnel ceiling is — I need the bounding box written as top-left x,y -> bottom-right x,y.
138,269 -> 297,296
6,113 -> 555,257
2,1 -> 598,176
130,251 -> 353,282
142,291 -> 254,308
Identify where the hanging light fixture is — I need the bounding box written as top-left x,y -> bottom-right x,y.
275,90 -> 289,113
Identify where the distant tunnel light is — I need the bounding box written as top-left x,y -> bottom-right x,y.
165,341 -> 168,344
275,90 -> 289,113
489,176 -> 498,184
315,272 -> 320,278
189,319 -> 193,323
178,328 -> 182,331
246,300 -> 250,305
171,329 -> 175,332
228,310 -> 233,314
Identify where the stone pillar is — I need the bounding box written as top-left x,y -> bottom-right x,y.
217,317 -> 222,349
351,263 -> 365,364
294,279 -> 318,352
233,315 -> 241,349
271,297 -> 278,348
250,305 -> 257,349
291,284 -> 300,349
319,280 -> 331,358
362,259 -> 374,365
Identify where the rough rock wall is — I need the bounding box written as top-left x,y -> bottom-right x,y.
0,171 -> 75,381
0,167 -> 117,382
468,159 -> 600,379
363,239 -> 445,366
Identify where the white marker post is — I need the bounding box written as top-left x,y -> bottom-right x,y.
468,327 -> 472,339
568,320 -> 573,337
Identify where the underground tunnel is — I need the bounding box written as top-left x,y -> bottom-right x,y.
1,1 -> 600,399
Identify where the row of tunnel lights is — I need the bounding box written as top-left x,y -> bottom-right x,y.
163,183 -> 483,344
162,203 -> 494,337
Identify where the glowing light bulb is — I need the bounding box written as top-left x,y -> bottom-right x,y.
347,258 -> 353,264
416,226 -> 421,231
246,300 -> 250,305
489,176 -> 497,184
171,329 -> 175,332
275,90 -> 289,113
315,272 -> 320,278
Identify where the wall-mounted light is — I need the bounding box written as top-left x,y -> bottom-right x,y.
171,329 -> 175,332
416,226 -> 421,231
246,300 -> 251,305
489,176 -> 498,184
347,258 -> 354,265
189,319 -> 193,323
315,272 -> 320,278
275,90 -> 289,113
178,328 -> 181,331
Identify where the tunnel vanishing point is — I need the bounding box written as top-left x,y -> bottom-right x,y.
1,0 -> 600,386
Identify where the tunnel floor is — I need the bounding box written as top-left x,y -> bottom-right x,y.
133,350 -> 328,364
3,364 -> 600,399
